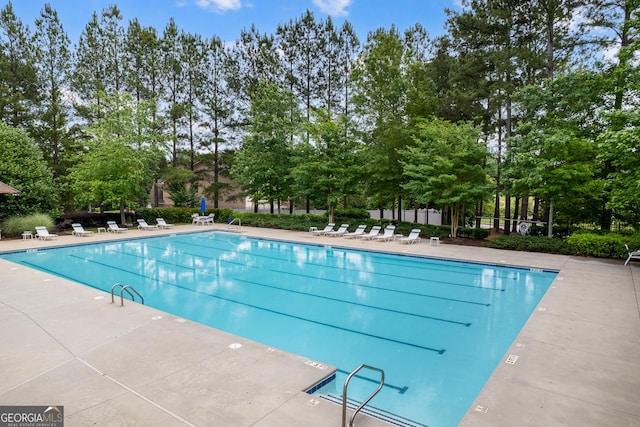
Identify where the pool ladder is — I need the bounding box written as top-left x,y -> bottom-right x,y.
111,283 -> 144,307
228,217 -> 241,230
342,364 -> 385,427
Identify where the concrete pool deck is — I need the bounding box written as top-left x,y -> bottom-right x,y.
0,224 -> 638,426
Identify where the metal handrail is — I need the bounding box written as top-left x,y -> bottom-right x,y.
110,283 -> 144,307
227,217 -> 241,230
342,364 -> 385,427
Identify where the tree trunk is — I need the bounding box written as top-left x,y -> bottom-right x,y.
504,193 -> 511,235
547,199 -> 554,237
512,196 -> 520,233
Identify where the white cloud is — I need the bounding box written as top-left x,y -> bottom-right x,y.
312,0 -> 352,17
196,0 -> 242,13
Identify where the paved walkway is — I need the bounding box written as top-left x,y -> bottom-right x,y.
0,224 -> 638,426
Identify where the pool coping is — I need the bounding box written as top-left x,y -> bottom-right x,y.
1,224 -> 639,426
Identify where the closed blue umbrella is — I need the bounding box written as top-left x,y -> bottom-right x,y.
200,196 -> 206,215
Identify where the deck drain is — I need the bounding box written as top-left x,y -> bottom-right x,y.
229,343 -> 242,349
505,354 -> 519,365
475,405 -> 488,414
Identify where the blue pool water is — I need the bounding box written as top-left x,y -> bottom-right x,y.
1,232 -> 556,426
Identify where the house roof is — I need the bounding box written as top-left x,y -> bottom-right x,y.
0,181 -> 20,194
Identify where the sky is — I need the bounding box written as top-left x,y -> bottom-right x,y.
4,0 -> 461,46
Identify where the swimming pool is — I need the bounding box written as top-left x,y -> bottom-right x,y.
1,232 -> 556,426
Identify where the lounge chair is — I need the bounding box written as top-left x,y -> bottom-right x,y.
312,223 -> 335,236
358,225 -> 381,240
156,218 -> 174,229
372,225 -> 396,241
398,229 -> 422,244
71,223 -> 94,237
343,225 -> 367,239
35,226 -> 58,240
326,224 -> 350,237
107,221 -> 128,233
625,244 -> 640,266
137,219 -> 158,230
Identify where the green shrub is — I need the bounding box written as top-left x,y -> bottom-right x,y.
135,207 -> 234,224
457,227 -> 490,240
2,214 -> 55,238
566,233 -> 640,259
332,208 -> 370,222
486,235 -> 573,254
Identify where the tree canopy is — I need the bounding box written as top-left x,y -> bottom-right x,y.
0,0 -> 638,232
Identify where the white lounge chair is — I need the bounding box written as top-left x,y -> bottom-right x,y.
35,226 -> 58,240
372,225 -> 396,241
326,224 -> 349,237
625,244 -> 640,266
398,229 -> 422,244
358,225 -> 381,240
107,221 -> 128,233
71,223 -> 93,237
137,219 -> 158,230
312,223 -> 335,236
343,225 -> 367,239
156,218 -> 174,229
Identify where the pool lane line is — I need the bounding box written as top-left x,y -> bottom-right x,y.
70,250 -> 477,325
29,257 -> 447,354
108,245 -> 493,307
141,241 -> 507,293
162,237 -> 518,283
190,233 -> 519,279
233,277 -> 473,327
335,369 -> 409,394
269,268 -> 496,304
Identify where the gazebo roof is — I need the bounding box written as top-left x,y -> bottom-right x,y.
0,181 -> 20,194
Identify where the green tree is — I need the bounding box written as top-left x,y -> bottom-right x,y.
291,112 -> 363,222
69,93 -> 161,224
401,118 -> 491,237
230,82 -> 299,213
0,122 -> 58,219
0,1 -> 39,130
353,26 -> 430,220
33,3 -> 72,178
508,70 -> 606,233
179,31 -> 206,171
199,36 -> 235,208
160,18 -> 185,167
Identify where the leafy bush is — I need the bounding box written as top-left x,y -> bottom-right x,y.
331,208 -> 371,222
2,214 -> 55,238
566,233 -> 640,259
457,227 -> 490,240
486,235 -> 573,254
56,212 -> 122,229
135,207 -> 234,224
